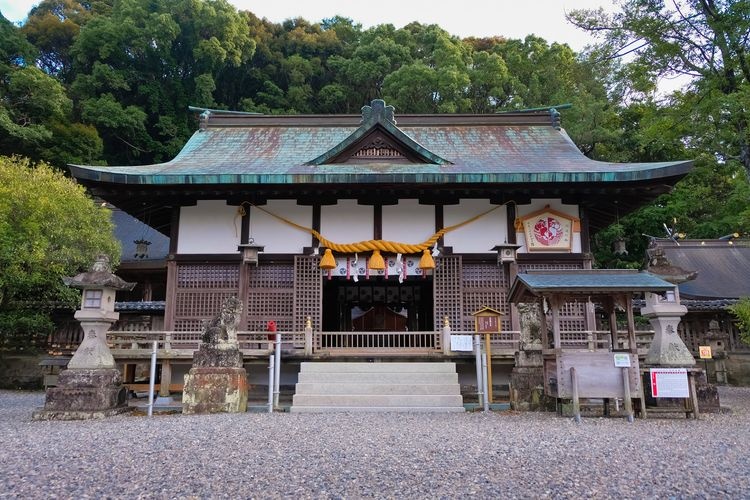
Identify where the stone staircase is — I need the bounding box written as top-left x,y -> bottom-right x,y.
290,362 -> 464,413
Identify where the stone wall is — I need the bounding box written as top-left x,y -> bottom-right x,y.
0,355 -> 45,389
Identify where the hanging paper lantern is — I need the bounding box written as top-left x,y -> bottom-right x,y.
369,249 -> 386,270
419,248 -> 435,270
319,248 -> 336,270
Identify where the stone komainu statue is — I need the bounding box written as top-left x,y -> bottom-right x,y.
201,296 -> 242,347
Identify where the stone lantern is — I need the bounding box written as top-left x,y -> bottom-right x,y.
33,255 -> 136,420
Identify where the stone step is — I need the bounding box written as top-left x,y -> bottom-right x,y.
290,361 -> 464,413
296,371 -> 458,384
292,394 -> 464,407
294,383 -> 460,395
299,362 -> 458,373
290,406 -> 466,413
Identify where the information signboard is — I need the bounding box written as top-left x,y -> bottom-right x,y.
650,368 -> 689,398
450,335 -> 474,352
613,353 -> 631,367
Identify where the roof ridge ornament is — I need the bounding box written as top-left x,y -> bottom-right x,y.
550,108 -> 561,130
361,99 -> 396,125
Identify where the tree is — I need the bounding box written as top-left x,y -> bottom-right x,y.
568,0 -> 750,178
69,0 -> 255,164
728,297 -> 750,345
0,13 -> 103,167
0,156 -> 120,352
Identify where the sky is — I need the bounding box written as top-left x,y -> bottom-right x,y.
1,0 -> 613,51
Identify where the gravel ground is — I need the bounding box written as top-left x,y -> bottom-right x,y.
1,387 -> 749,499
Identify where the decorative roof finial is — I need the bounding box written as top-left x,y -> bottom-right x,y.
550,107 -> 561,130
199,110 -> 211,131
361,99 -> 396,125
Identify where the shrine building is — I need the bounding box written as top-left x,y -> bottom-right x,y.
68,99 -> 693,405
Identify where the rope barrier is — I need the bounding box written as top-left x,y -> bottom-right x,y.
238,200 -> 514,254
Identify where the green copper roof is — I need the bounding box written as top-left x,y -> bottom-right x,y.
508,270 -> 676,304
69,101 -> 692,186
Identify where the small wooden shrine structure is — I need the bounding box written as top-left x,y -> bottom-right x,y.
508,270 -> 678,420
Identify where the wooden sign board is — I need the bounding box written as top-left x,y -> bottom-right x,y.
472,306 -> 503,333
699,345 -> 712,359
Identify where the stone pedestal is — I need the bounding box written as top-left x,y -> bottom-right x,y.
32,368 -> 130,420
182,345 -> 248,414
182,367 -> 249,414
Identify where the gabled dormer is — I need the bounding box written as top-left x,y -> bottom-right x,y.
307,99 -> 452,166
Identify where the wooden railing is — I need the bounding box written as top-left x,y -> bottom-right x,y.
554,330 -> 654,353
315,331 -> 442,354
104,329 -> 655,358
107,331 -> 305,358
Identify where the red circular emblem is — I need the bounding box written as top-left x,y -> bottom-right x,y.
533,217 -> 563,246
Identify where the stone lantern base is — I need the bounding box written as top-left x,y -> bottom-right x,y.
32,368 -> 131,421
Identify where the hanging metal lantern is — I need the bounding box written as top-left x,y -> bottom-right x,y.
613,237 -> 628,255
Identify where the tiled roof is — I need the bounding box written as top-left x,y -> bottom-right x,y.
112,209 -> 170,263
115,301 -> 166,312
509,270 -> 675,303
656,239 -> 750,299
69,105 -> 692,186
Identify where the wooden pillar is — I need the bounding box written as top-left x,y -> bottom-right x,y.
164,259 -> 178,331
238,261 -> 250,330
164,206 -> 180,332
625,295 -> 637,353
604,296 -> 618,350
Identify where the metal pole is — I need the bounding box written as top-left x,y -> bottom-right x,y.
268,354 -> 274,413
481,351 -> 490,412
147,340 -> 157,417
474,334 -> 484,411
484,333 -> 493,403
273,334 -> 281,409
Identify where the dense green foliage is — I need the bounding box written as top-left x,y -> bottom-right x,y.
1,0 -> 749,269
568,1 -> 750,267
0,156 -> 120,351
729,297 -> 750,345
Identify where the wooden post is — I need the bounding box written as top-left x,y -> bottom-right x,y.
622,367 -> 633,423
570,367 -> 581,423
625,295 -> 637,353
304,316 -> 313,356
484,333 -> 493,403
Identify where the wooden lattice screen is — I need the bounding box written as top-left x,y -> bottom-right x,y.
518,262 -> 586,335
173,263 -> 240,332
461,263 -> 510,331
433,256 -> 463,331
293,256 -> 322,332
246,263 -> 295,331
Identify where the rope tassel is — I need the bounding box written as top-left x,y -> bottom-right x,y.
419,248 -> 435,270
320,248 -> 336,270
369,249 -> 386,270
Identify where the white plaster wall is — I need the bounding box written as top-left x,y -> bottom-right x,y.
177,200 -> 240,254
249,200 -> 312,254
321,200 -> 374,244
382,200 -> 435,245
443,199 -> 507,253
515,198 -> 581,253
